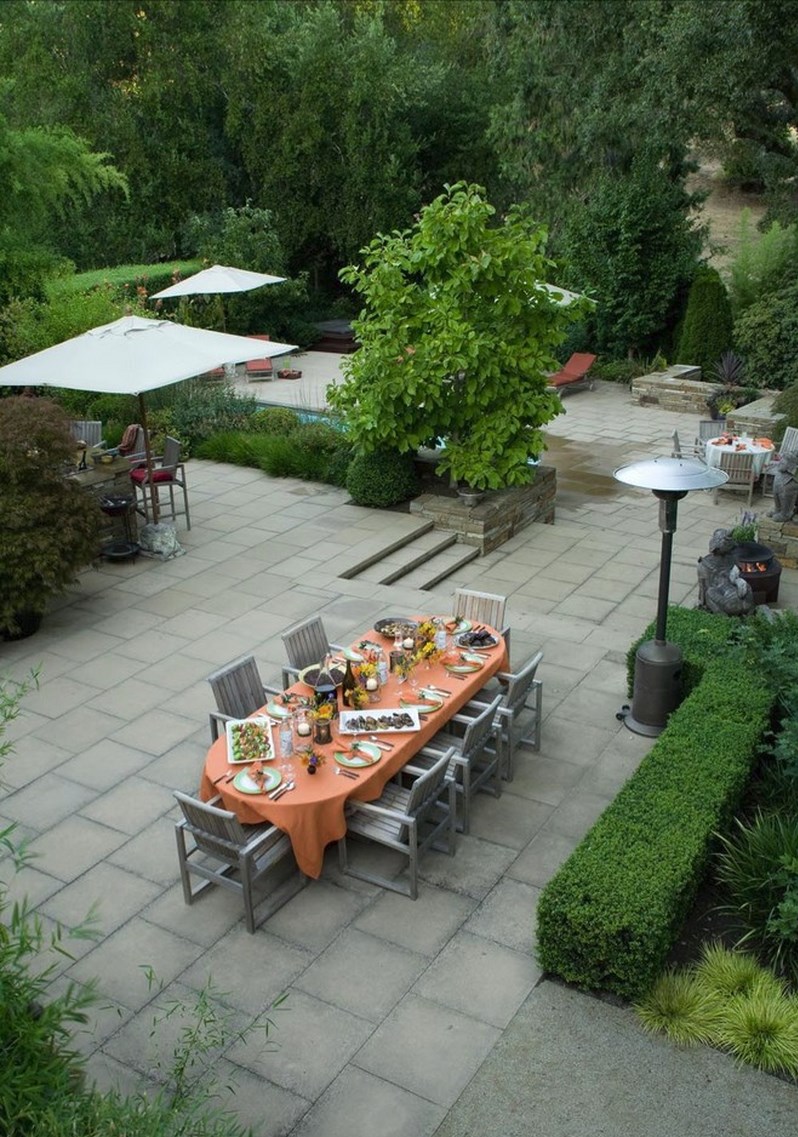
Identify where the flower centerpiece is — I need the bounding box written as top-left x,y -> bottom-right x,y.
300,748 -> 326,774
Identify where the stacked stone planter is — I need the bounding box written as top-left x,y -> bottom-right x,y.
757,517 -> 798,569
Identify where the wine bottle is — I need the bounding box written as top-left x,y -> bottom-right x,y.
342,658 -> 357,708
314,654 -> 337,717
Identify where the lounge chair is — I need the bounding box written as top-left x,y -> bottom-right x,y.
245,334 -> 273,380
547,353 -> 597,394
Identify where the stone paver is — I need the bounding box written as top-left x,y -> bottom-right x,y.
0,364 -> 792,1135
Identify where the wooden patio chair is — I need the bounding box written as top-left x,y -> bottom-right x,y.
130,435 -> 191,528
671,430 -> 683,458
408,695 -> 504,834
452,588 -> 511,657
713,450 -> 757,507
468,651 -> 543,781
174,791 -> 307,932
547,352 -> 596,394
338,746 -> 456,898
280,615 -> 344,688
206,654 -> 281,742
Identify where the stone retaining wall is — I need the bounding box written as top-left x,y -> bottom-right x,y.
727,397 -> 785,439
410,465 -> 556,553
757,517 -> 798,569
631,367 -> 711,413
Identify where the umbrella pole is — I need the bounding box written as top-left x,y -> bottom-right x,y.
137,393 -> 160,525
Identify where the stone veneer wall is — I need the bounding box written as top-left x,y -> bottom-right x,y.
726,397 -> 785,439
757,517 -> 798,569
631,366 -> 711,413
410,465 -> 556,553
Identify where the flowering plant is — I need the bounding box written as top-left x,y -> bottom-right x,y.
416,620 -> 437,645
356,660 -> 377,680
300,748 -> 326,772
312,702 -> 335,721
350,684 -> 370,709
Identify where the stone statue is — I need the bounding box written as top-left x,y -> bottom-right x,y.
697,528 -> 754,616
768,451 -> 798,523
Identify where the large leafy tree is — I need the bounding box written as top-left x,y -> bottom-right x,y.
0,101 -> 126,302
329,182 -> 586,491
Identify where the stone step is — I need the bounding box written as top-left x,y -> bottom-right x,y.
336,519 -> 435,579
356,530 -> 459,585
399,543 -> 481,590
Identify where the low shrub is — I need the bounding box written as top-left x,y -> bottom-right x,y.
346,450 -> 420,507
197,422 -> 352,487
636,944 -> 798,1077
153,381 -> 257,453
590,358 -> 642,384
538,609 -> 772,998
734,281 -> 798,390
716,812 -> 798,983
247,407 -> 301,436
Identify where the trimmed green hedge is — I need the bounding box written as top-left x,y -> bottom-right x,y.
537,608 -> 773,999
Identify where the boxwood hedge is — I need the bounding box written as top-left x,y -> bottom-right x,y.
537,608 -> 773,999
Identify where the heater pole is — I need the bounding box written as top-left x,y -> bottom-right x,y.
653,492 -> 683,645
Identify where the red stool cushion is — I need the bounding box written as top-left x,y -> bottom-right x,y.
130,468 -> 174,484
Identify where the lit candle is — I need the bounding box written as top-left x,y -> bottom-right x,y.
296,722 -> 311,737
365,676 -> 379,691
403,637 -> 415,650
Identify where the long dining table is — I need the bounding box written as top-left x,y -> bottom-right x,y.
200,618 -> 509,878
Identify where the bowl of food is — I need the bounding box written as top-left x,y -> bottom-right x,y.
374,617 -> 418,641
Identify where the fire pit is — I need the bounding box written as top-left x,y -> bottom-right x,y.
732,540 -> 781,605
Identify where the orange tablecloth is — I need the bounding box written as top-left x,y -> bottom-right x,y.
200,622 -> 509,877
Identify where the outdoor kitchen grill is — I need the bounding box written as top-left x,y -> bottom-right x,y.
732,540 -> 782,605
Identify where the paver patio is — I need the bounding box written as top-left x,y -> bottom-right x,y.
2,363 -> 796,1135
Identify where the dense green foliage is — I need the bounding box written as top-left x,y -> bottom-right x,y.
345,450 -> 420,507
735,282 -> 798,390
0,398 -> 101,633
676,267 -> 734,378
330,183 -> 583,491
561,154 -> 703,357
728,211 -> 798,315
636,945 -> 798,1076
538,609 -> 772,998
196,419 -> 352,486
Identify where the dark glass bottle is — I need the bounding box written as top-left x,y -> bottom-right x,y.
342,658 -> 357,708
314,654 -> 338,718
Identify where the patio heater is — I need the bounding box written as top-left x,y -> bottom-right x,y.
613,457 -> 728,737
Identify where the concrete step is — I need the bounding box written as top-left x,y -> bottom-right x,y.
336,519 -> 434,579
356,530 -> 460,585
398,543 -> 481,590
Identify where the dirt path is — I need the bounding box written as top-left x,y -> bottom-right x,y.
687,156 -> 767,277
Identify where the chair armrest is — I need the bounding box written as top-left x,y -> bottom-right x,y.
261,683 -> 282,698
209,710 -> 235,742
347,800 -> 414,826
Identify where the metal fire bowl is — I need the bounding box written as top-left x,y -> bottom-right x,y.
614,457 -> 728,492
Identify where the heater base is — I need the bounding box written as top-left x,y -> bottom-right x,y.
619,639 -> 684,737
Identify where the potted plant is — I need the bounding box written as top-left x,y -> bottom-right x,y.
705,352 -> 759,421
0,397 -> 102,639
277,356 -> 302,380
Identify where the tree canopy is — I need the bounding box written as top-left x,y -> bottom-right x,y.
328,183 -> 587,491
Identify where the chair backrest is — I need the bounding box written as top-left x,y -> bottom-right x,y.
174,790 -> 248,856
405,747 -> 454,812
282,616 -> 329,671
70,420 -> 103,448
698,420 -> 718,442
671,430 -> 682,458
502,651 -> 543,718
119,424 -> 146,456
459,694 -> 504,761
453,588 -> 507,631
718,450 -> 755,484
782,426 -> 798,454
207,655 -> 265,719
162,436 -> 182,471
563,352 -> 596,378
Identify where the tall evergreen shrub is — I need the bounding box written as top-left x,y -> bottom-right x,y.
676,267 -> 733,379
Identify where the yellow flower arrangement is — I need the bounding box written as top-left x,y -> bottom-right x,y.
357,660 -> 378,680
312,702 -> 335,722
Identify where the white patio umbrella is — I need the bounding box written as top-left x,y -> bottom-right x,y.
0,314 -> 297,520
150,264 -> 285,299
534,282 -> 595,307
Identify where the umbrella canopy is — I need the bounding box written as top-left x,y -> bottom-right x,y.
534,282 -> 595,307
150,264 -> 285,299
0,314 -> 298,521
0,315 -> 297,393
